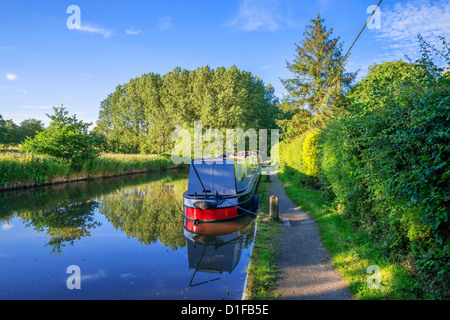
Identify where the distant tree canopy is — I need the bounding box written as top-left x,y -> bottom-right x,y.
0,115 -> 45,146
95,65 -> 280,154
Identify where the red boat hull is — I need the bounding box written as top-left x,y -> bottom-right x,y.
184,206 -> 239,222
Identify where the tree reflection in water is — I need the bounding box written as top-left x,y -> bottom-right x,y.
0,169 -> 189,254
0,169 -> 259,299
99,175 -> 188,250
26,200 -> 102,254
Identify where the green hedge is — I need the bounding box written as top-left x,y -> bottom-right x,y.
280,130 -> 320,186
318,62 -> 449,297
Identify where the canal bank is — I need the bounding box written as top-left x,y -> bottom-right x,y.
0,165 -> 183,191
244,178 -> 281,300
245,173 -> 353,300
0,152 -> 184,192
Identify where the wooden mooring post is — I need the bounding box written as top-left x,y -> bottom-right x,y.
270,196 -> 279,220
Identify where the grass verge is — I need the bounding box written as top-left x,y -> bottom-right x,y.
245,178 -> 282,300
0,152 -> 179,189
277,168 -> 431,300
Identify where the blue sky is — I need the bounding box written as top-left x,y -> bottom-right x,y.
1,0 -> 449,126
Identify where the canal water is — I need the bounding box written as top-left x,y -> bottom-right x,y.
0,169 -> 256,300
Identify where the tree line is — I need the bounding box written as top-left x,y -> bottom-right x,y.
0,116 -> 45,147
3,65 -> 281,161
95,65 -> 280,154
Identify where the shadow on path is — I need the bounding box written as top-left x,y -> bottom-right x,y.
266,173 -> 353,300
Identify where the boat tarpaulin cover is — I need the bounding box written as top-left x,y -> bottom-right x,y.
187,159 -> 237,196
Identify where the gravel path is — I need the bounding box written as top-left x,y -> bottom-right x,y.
266,174 -> 353,300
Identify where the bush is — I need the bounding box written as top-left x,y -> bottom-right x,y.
21,106 -> 102,170
280,130 -> 320,186
302,130 -> 320,178
318,60 -> 449,297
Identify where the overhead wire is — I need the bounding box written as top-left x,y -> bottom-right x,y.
342,0 -> 383,62
319,0 -> 383,115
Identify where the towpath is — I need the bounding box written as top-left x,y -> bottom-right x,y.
266,173 -> 353,300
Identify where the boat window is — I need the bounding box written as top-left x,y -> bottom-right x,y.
234,157 -> 258,192
187,160 -> 237,196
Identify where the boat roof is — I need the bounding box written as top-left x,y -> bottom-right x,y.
187,157 -> 237,196
186,153 -> 260,196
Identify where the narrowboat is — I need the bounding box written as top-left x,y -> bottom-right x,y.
183,153 -> 261,222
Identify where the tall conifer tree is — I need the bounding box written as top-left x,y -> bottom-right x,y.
280,13 -> 356,130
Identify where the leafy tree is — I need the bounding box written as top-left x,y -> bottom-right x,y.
347,60 -> 427,111
95,85 -> 129,153
96,66 -> 280,155
0,114 -> 6,145
21,106 -> 101,169
280,13 -> 356,132
159,68 -> 188,153
1,119 -> 18,146
0,117 -> 45,146
16,119 -> 45,143
276,102 -> 311,141
411,35 -> 450,86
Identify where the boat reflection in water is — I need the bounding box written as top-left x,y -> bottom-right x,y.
183,214 -> 256,293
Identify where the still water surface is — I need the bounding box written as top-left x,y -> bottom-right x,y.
0,169 -> 256,300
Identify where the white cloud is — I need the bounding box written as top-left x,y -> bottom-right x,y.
158,16 -> 172,30
126,28 -> 142,35
228,0 -> 283,31
77,23 -> 113,39
376,0 -> 450,57
81,73 -> 93,78
80,269 -> 107,281
260,64 -> 273,70
1,223 -> 13,230
6,73 -> 18,80
120,273 -> 136,280
22,105 -> 54,110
